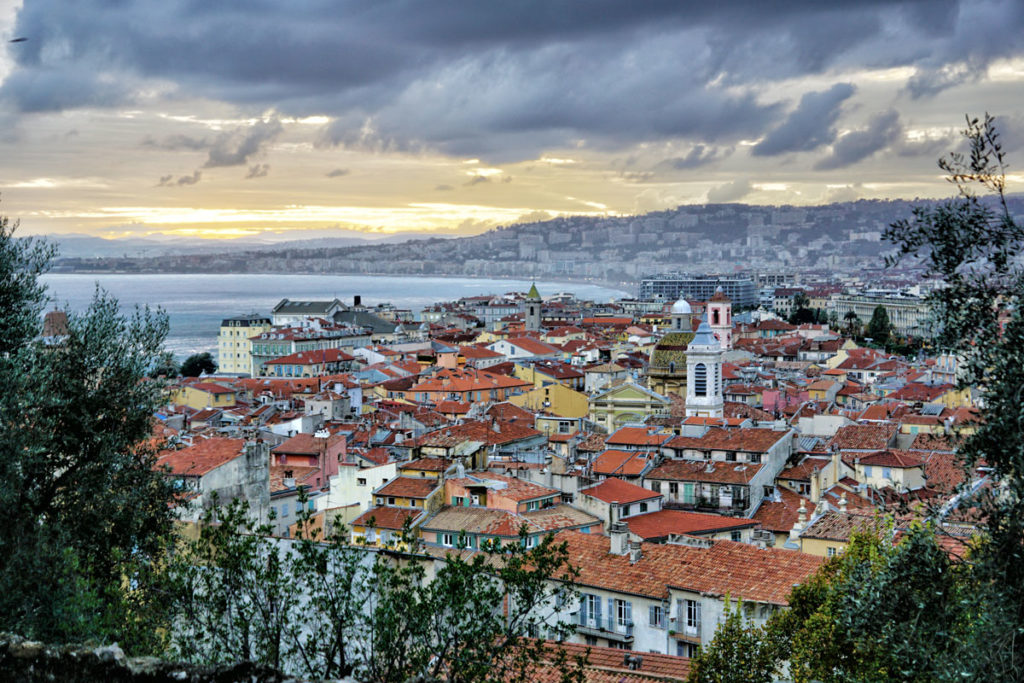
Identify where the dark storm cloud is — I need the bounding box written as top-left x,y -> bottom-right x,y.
752,84 -> 855,157
203,119 -> 282,168
2,1 -> 1023,160
814,110 -> 903,170
661,145 -> 730,170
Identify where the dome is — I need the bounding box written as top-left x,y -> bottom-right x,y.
670,298 -> 692,315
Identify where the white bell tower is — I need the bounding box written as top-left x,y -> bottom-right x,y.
685,317 -> 724,418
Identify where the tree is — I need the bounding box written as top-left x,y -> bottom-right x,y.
884,113 -> 1024,679
0,213 -> 177,650
843,310 -> 861,336
171,498 -> 584,683
687,596 -> 779,683
150,351 -> 180,378
787,291 -> 815,325
866,305 -> 891,344
181,351 -> 217,376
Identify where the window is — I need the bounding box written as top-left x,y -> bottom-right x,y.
282,504 -> 289,517
583,593 -> 600,625
693,363 -> 707,396
864,465 -> 873,478
651,481 -> 661,494
649,604 -> 664,628
357,478 -> 367,486
684,599 -> 701,635
669,482 -> 678,496
827,547 -> 838,557
584,635 -> 598,646
683,482 -> 695,505
388,497 -> 396,505
376,497 -> 383,506
620,504 -> 631,518
441,533 -> 454,547
615,599 -> 633,628
639,502 -> 648,513
731,530 -> 742,542
883,467 -> 892,479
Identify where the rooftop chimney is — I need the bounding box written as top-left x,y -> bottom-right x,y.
628,540 -> 642,564
354,295 -> 362,307
609,522 -> 629,555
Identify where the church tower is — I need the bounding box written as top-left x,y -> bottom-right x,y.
685,316 -> 724,418
524,283 -> 542,332
707,286 -> 733,350
670,296 -> 692,332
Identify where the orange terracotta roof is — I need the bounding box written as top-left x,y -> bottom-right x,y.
352,506 -> 425,530
605,426 -> 673,448
581,477 -> 661,504
825,423 -> 898,451
663,426 -> 788,454
156,437 -> 245,476
555,530 -> 822,605
626,509 -> 757,540
375,476 -> 439,499
647,460 -> 764,485
856,449 -> 925,468
752,487 -> 809,533
189,382 -> 235,395
591,449 -> 656,477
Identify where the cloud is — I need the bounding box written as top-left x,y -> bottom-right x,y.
707,179 -> 752,203
464,175 -> 490,186
157,170 -> 202,186
203,118 -> 282,168
661,144 -> 730,170
142,134 -> 210,151
245,163 -> 270,179
325,168 -> 349,178
434,184 -> 454,191
2,1 -> 1023,163
814,109 -> 902,170
752,83 -> 855,157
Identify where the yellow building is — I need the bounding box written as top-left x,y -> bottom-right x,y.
218,314 -> 272,375
589,381 -> 671,432
509,382 -> 589,418
350,506 -> 426,549
172,382 -> 238,410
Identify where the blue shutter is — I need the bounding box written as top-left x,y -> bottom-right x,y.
595,594 -> 602,627
649,604 -> 657,627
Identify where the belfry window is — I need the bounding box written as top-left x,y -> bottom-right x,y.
694,363 -> 707,396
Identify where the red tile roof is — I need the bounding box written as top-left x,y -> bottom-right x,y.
856,449 -> 925,468
605,426 -> 673,448
556,531 -> 822,605
647,460 -> 764,485
352,506 -> 425,530
272,432 -> 344,456
663,427 -> 789,454
190,382 -> 235,395
581,477 -> 661,504
752,487 -> 809,533
591,449 -> 656,477
156,437 -> 245,476
626,509 -> 757,540
375,476 -> 439,499
825,423 -> 898,451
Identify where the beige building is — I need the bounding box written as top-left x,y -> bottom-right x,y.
218,314 -> 272,375
829,291 -> 932,336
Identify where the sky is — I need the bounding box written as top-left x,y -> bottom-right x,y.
0,0 -> 1022,242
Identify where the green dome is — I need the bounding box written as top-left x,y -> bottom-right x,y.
648,331 -> 694,373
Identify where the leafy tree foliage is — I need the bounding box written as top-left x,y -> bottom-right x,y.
885,113 -> 1024,680
787,291 -> 816,325
171,497 -> 584,682
149,351 -> 180,378
181,351 -> 217,377
0,214 -> 177,649
866,305 -> 891,343
686,596 -> 779,683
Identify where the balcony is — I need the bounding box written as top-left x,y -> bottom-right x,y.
669,617 -> 701,642
575,613 -> 634,641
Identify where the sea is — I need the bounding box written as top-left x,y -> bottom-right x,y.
41,273 -> 630,360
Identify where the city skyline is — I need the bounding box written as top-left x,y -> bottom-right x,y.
0,1 -> 1022,241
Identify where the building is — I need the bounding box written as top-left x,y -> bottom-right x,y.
218,314 -> 272,375
684,319 -> 724,418
639,274 -> 758,309
647,297 -> 694,397
829,290 -> 932,337
250,323 -> 372,376
271,298 -> 347,326
524,283 -> 542,332
706,287 -> 733,350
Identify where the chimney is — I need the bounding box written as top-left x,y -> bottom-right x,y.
628,540 -> 642,564
810,466 -> 821,504
839,492 -> 848,513
610,522 -> 629,555
831,447 -> 841,487
354,295 -> 362,307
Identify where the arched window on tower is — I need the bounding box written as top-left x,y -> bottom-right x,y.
712,309 -> 720,325
693,363 -> 707,396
